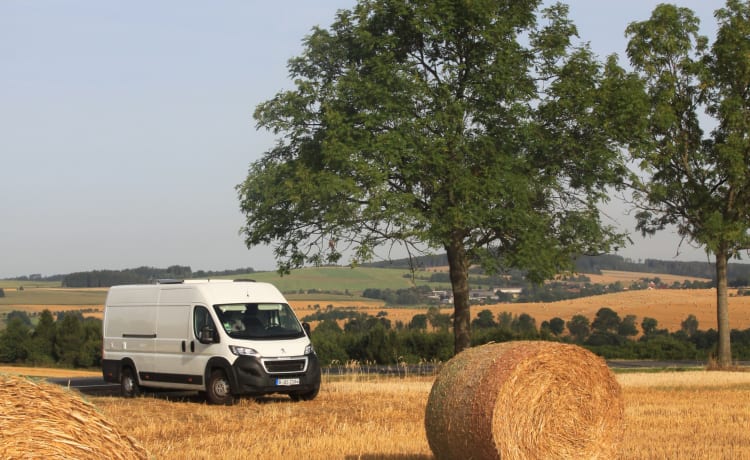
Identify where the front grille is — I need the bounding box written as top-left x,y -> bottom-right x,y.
263,358 -> 307,374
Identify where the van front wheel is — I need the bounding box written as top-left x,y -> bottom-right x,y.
121,367 -> 140,398
206,369 -> 236,405
290,385 -> 319,401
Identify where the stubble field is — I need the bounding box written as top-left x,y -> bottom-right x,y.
78,371 -> 750,459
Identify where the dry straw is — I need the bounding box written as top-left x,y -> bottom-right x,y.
0,374 -> 149,460
425,341 -> 624,460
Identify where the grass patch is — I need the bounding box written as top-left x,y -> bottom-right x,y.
0,288 -> 107,306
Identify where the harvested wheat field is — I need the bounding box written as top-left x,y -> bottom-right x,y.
292,289 -> 750,334
480,289 -> 750,332
584,269 -> 710,285
83,370 -> 750,460
0,365 -> 99,379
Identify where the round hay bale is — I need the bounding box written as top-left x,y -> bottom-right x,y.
0,374 -> 149,459
425,341 -> 623,460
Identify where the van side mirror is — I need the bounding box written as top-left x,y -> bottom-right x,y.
199,325 -> 218,344
302,322 -> 311,337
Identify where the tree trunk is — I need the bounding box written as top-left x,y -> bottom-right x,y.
446,235 -> 471,354
715,249 -> 732,367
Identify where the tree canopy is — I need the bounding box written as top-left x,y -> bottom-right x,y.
239,0 -> 634,353
625,0 -> 750,366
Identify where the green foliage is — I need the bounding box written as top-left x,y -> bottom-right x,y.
362,286 -> 429,305
55,313 -> 85,367
592,307 -> 621,334
681,314 -> 699,337
567,314 -> 591,343
618,315 -> 639,337
548,317 -> 566,335
511,313 -> 538,338
625,1 -> 750,366
426,306 -> 451,330
641,317 -> 659,336
239,0 -> 632,353
408,314 -> 428,331
301,307 -> 362,322
637,335 -> 699,360
6,310 -> 32,327
31,309 -> 56,364
0,317 -> 32,363
471,309 -> 497,329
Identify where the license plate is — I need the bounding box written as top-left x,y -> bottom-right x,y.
276,378 -> 300,386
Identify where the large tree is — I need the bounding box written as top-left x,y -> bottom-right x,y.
238,0 -> 633,353
625,1 -> 750,367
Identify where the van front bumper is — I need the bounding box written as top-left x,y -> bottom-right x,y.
231,353 -> 321,396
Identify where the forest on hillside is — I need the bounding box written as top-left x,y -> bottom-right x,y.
364,254 -> 750,285
7,254 -> 750,288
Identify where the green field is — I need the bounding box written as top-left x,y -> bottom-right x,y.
0,287 -> 106,306
0,280 -> 60,289
219,266 -> 429,293
0,266 -> 443,308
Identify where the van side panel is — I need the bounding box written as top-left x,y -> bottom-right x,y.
102,303 -> 157,382
143,303 -> 204,388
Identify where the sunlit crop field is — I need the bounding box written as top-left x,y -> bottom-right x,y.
83,371 -> 750,460
583,269 -> 710,285
290,289 -> 750,334
5,288 -> 750,334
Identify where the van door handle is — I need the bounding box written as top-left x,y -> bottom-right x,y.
190,341 -> 195,353
181,341 -> 186,352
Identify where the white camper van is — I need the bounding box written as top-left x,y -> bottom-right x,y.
102,279 -> 320,404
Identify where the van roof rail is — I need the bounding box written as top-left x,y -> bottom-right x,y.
233,279 -> 256,283
156,279 -> 184,284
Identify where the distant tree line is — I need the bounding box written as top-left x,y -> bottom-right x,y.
576,255 -> 750,286
364,253 -> 750,287
361,286 -> 433,305
360,274 -> 714,307
60,266 -> 255,288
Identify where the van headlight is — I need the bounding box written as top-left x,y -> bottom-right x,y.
229,345 -> 260,357
305,344 -> 314,355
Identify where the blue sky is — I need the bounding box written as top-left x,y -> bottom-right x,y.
0,1 -> 723,278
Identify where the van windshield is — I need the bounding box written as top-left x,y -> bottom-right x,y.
214,303 -> 305,340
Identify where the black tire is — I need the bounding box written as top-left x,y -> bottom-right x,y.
289,385 -> 319,402
206,369 -> 236,405
120,366 -> 140,398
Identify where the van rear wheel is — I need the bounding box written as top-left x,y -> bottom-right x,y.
206,369 -> 235,405
120,367 -> 140,398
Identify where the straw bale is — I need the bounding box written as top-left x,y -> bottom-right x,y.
425,341 -> 623,460
0,374 -> 149,459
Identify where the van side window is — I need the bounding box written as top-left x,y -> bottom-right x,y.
193,306 -> 216,338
